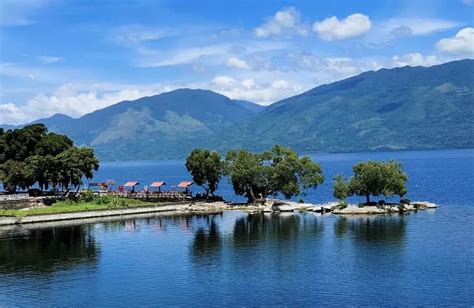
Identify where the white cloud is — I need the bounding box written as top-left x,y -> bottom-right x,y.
0,103 -> 25,124
212,74 -> 304,105
136,45 -> 228,67
212,75 -> 237,88
392,53 -> 439,67
226,57 -> 251,70
136,41 -> 288,67
0,82 -> 195,125
255,7 -> 308,38
313,13 -> 371,41
436,27 -> 474,55
384,18 -> 460,36
37,56 -> 63,64
112,25 -> 174,47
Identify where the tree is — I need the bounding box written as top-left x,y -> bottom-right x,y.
56,147 -> 100,190
1,124 -> 48,163
347,160 -> 408,204
224,149 -> 273,203
25,155 -> 60,191
333,175 -> 349,201
185,149 -> 223,197
269,145 -> 324,199
224,145 -> 324,203
0,125 -> 100,193
34,133 -> 73,156
0,160 -> 35,193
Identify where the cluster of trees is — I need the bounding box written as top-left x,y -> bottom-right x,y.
0,124 -> 99,193
187,146 -> 409,205
186,145 -> 325,203
333,160 -> 408,204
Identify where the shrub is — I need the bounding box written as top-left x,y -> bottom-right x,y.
80,189 -> 94,202
337,201 -> 348,209
109,197 -> 128,208
298,198 -> 305,203
95,196 -> 111,205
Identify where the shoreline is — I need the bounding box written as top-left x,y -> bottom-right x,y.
0,203 -> 192,226
0,199 -> 439,226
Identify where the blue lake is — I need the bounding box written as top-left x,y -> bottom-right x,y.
0,149 -> 473,306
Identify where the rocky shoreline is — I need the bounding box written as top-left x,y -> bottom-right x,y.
0,199 -> 438,226
200,199 -> 438,215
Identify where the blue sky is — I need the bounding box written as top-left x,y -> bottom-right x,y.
0,0 -> 473,124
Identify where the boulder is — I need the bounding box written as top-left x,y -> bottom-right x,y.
333,205 -> 388,215
412,201 -> 438,209
271,203 -> 295,212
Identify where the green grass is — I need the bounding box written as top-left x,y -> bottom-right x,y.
0,197 -> 159,217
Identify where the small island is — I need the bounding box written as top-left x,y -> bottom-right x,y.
0,125 -> 438,225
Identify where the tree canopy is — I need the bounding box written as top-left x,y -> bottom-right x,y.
185,149 -> 223,196
332,175 -> 349,201
0,124 -> 99,193
224,145 -> 324,203
343,160 -> 408,204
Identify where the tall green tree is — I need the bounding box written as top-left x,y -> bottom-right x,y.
347,160 -> 408,204
0,124 -> 99,193
0,160 -> 35,193
185,149 -> 223,196
269,145 -> 324,199
1,124 -> 47,163
224,149 -> 273,203
224,145 -> 324,203
56,147 -> 100,190
35,133 -> 73,156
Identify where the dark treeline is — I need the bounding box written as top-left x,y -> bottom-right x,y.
0,124 -> 99,193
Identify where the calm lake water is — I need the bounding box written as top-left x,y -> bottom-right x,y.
1,149 -> 473,306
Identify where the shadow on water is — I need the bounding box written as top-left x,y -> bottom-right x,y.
0,225 -> 99,274
334,215 -> 406,243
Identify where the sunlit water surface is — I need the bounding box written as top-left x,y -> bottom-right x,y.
0,149 -> 473,306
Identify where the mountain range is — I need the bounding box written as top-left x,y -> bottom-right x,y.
2,59 -> 473,160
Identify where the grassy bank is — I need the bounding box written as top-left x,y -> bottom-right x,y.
0,197 -> 160,217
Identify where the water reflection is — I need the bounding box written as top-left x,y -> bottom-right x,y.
233,213 -> 323,245
0,225 -> 99,273
191,219 -> 221,257
334,215 -> 406,243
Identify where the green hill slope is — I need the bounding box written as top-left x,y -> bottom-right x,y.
219,59 -> 474,154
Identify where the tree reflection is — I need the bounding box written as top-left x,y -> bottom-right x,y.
233,213 -> 323,245
0,225 -> 99,273
334,215 -> 406,243
191,220 -> 221,258
189,214 -> 224,262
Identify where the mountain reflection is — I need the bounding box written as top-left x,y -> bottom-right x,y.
0,225 -> 99,273
334,215 -> 406,242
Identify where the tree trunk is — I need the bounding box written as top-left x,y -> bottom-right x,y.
366,194 -> 370,205
246,187 -> 255,204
